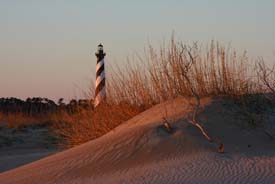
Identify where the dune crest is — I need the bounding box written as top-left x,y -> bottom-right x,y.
0,97 -> 275,184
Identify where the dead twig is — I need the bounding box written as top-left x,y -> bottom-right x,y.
162,117 -> 173,133
181,44 -> 223,152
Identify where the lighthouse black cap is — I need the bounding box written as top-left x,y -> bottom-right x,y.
96,43 -> 106,58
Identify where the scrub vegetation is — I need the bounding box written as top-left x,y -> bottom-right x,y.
1,38 -> 274,147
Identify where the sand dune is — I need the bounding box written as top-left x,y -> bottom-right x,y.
0,97 -> 275,184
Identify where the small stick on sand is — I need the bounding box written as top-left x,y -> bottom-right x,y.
188,120 -> 212,142
218,143 -> 225,153
162,117 -> 173,133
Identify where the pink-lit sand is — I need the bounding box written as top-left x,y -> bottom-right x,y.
0,97 -> 275,184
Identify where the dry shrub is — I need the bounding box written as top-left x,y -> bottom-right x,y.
51,103 -> 141,146
52,37 -> 275,146
257,60 -> 275,97
0,112 -> 48,128
107,39 -> 262,107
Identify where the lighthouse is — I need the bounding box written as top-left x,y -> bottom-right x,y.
94,44 -> 106,108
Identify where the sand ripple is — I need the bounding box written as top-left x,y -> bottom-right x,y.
91,153 -> 275,184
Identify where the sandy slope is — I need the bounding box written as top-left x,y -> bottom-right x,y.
0,97 -> 275,184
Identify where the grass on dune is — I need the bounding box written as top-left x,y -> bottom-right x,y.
2,37 -> 273,147
49,38 -> 275,147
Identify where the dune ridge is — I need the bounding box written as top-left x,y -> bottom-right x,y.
0,97 -> 275,184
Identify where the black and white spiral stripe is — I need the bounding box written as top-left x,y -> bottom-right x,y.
95,52 -> 106,107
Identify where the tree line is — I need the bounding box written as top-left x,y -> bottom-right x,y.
0,97 -> 93,116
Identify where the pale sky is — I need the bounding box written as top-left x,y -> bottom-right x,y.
0,0 -> 274,101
